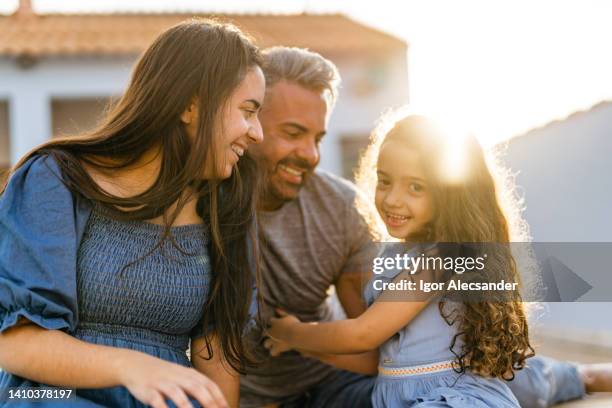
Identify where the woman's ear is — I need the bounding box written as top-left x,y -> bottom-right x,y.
180,99 -> 199,125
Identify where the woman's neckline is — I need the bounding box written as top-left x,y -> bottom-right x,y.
91,202 -> 207,234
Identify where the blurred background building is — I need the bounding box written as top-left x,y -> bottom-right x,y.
0,0 -> 408,177
503,101 -> 612,362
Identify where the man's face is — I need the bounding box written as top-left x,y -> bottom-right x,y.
251,80 -> 328,208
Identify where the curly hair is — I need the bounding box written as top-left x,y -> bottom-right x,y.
355,109 -> 534,379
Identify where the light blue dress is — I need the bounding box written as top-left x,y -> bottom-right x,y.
0,155 -> 218,407
364,244 -> 521,408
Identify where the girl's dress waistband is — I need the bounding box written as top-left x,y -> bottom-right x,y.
378,360 -> 456,378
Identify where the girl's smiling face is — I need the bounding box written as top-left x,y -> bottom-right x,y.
375,139 -> 435,240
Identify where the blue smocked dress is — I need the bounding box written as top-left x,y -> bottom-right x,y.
363,244 -> 521,408
0,155 -> 214,407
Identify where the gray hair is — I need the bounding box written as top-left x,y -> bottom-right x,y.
262,46 -> 341,107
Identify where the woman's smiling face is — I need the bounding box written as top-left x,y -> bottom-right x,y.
375,139 -> 435,240
182,66 -> 266,179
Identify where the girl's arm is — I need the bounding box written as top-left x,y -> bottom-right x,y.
191,334 -> 239,408
262,334 -> 379,375
268,298 -> 428,354
0,320 -> 228,408
268,264 -> 440,355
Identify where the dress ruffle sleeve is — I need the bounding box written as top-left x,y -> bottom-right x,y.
0,154 -> 90,334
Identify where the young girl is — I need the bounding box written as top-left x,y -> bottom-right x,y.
266,113 -> 533,407
0,20 -> 264,407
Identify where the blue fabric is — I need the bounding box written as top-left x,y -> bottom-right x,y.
0,155 -> 218,407
364,245 -> 461,369
372,371 -> 520,408
508,355 -> 585,408
0,155 -> 89,334
363,244 -> 520,408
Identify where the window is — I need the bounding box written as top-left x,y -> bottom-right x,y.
340,134 -> 370,181
51,97 -> 114,138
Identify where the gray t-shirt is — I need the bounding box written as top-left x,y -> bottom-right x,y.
240,170 -> 377,406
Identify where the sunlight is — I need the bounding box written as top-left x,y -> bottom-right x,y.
436,116 -> 469,184
402,0 -> 612,147
342,0 -> 612,147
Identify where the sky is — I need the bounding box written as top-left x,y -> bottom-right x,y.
3,0 -> 612,145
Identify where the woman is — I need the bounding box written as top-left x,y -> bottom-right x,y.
0,19 -> 264,408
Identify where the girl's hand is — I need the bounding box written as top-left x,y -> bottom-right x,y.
117,349 -> 228,408
267,309 -> 301,343
262,336 -> 293,357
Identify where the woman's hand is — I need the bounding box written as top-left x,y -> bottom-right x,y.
117,349 -> 228,408
0,324 -> 228,407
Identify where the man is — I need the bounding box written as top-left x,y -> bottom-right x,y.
242,46 -> 604,408
241,46 -> 376,408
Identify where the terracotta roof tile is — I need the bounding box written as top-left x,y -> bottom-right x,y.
0,12 -> 406,58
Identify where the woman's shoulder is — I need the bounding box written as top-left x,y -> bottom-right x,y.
1,153 -> 91,225
4,153 -> 65,196
0,153 -> 86,334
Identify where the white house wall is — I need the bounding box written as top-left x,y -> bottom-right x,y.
0,56 -> 133,163
321,51 -> 410,175
504,104 -> 612,242
503,103 -> 612,344
1,50 -> 409,174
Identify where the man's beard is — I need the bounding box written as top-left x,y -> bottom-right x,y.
260,157 -> 314,210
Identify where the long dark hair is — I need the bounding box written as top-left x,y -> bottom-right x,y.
357,113 -> 533,379
4,19 -> 262,372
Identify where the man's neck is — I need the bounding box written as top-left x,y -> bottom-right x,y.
259,189 -> 292,212
259,198 -> 285,212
